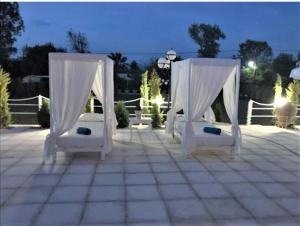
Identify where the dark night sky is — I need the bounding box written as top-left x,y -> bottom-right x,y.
16,2 -> 300,65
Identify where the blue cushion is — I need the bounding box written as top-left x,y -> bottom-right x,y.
203,127 -> 221,135
77,127 -> 91,135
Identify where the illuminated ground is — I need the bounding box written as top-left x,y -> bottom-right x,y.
1,125 -> 299,226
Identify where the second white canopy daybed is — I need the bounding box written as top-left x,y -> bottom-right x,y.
43,53 -> 117,161
166,58 -> 242,156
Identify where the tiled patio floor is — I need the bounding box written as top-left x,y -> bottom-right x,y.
0,125 -> 299,226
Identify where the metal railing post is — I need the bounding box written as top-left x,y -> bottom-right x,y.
246,99 -> 253,125
38,94 -> 43,111
90,97 -> 94,113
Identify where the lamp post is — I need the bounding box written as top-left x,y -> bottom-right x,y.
157,49 -> 177,111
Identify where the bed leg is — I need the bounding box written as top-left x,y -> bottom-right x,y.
101,151 -> 105,161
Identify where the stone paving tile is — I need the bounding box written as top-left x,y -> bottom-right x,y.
255,183 -> 296,197
166,199 -> 211,222
89,185 -> 124,201
1,203 -> 42,226
59,174 -> 93,186
273,197 -> 300,216
7,187 -> 52,204
192,183 -> 231,198
34,203 -> 83,226
203,198 -> 251,219
49,186 -> 89,203
126,173 -> 156,185
127,200 -> 169,223
184,172 -> 216,183
224,183 -> 265,198
82,202 -> 125,224
159,184 -> 196,200
93,173 -> 124,185
239,197 -> 290,218
155,172 -> 186,184
127,185 -> 160,201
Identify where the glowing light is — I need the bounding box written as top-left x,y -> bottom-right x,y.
247,61 -> 256,69
274,97 -> 288,108
152,96 -> 164,106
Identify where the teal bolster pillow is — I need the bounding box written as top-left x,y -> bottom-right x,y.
77,127 -> 91,135
203,127 -> 221,135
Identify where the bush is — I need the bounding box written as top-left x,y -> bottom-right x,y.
37,99 -> 50,128
0,68 -> 11,128
151,103 -> 163,128
213,102 -> 223,122
115,101 -> 129,128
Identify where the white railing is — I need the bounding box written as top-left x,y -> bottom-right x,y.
246,99 -> 300,125
8,95 -> 49,115
8,95 -> 170,118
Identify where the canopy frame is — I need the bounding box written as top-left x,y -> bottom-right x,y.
43,53 -> 116,161
166,58 -> 241,155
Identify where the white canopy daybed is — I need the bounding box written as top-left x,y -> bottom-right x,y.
43,53 -> 117,161
166,58 -> 241,156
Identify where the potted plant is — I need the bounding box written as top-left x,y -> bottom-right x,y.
273,77 -> 300,128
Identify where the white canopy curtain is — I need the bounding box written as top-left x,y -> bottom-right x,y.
43,53 -> 116,160
166,58 -> 241,155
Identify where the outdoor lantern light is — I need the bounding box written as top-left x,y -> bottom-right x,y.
247,61 -> 256,69
166,49 -> 177,61
289,61 -> 300,80
157,58 -> 170,69
274,97 -> 288,108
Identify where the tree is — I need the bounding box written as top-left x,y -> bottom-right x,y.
188,23 -> 225,58
67,29 -> 89,53
0,68 -> 11,128
0,2 -> 24,70
21,43 -> 65,75
129,60 -> 142,89
238,40 -> 273,66
273,53 -> 295,89
108,52 -> 128,73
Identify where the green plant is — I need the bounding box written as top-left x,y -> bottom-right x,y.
274,74 -> 282,103
84,94 -> 92,113
37,99 -> 50,128
151,103 -> 163,128
115,101 -> 129,128
0,68 -> 11,128
213,103 -> 223,122
149,69 -> 163,128
140,70 -> 150,114
286,80 -> 300,106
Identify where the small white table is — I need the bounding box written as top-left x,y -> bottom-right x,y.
129,117 -> 152,140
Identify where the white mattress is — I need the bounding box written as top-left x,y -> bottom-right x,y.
56,121 -> 104,149
174,119 -> 234,147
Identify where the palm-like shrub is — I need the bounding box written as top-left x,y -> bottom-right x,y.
0,68 -> 11,128
115,101 -> 129,128
149,69 -> 163,128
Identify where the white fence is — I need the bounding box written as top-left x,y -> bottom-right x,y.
246,99 -> 300,125
8,95 -> 169,119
